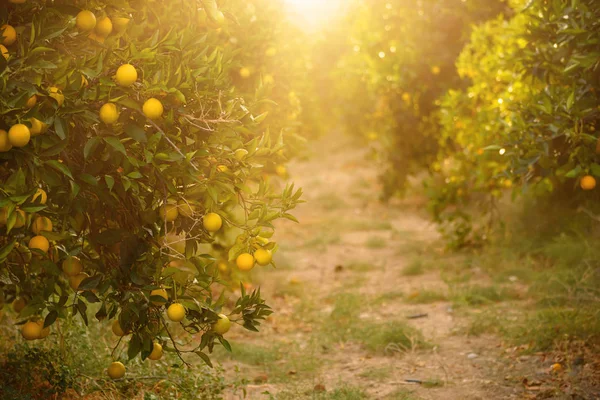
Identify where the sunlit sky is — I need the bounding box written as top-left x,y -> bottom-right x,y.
284,0 -> 346,30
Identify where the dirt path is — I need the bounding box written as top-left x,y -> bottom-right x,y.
217,134 -> 525,399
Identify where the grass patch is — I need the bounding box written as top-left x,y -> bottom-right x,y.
358,366 -> 392,381
449,284 -> 521,307
507,308 -> 600,351
383,388 -> 419,399
374,290 -> 404,304
344,219 -> 394,231
346,261 -> 377,272
324,386 -> 368,399
315,192 -> 348,211
365,236 -> 387,249
402,259 -> 425,276
217,342 -> 280,366
303,229 -> 341,250
405,289 -> 447,304
321,293 -> 427,354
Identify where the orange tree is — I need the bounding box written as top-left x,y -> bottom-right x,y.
429,0 -> 600,246
331,0 -> 506,198
0,0 -> 301,375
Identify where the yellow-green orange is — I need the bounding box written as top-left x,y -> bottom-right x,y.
112,319 -> 126,336
62,256 -> 83,276
254,248 -> 272,266
177,200 -> 195,218
159,203 -> 178,222
213,314 -> 231,335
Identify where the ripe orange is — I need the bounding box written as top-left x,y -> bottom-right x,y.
148,342 -> 163,360
166,303 -> 185,322
12,297 -> 26,313
0,130 -> 12,152
76,10 -> 97,32
31,216 -> 52,235
236,253 -> 255,271
1,25 -> 17,46
21,320 -> 42,340
107,362 -> 125,379
115,64 -> 137,86
0,44 -> 8,60
69,273 -> 89,291
29,235 -> 50,254
32,188 -> 47,204
29,118 -> 48,136
150,288 -> 168,306
95,17 -> 113,37
99,103 -> 120,124
25,94 -> 37,108
12,209 -> 26,228
8,124 -> 31,147
142,98 -> 164,120
239,67 -> 251,78
48,87 -> 64,107
203,212 -> 222,232
581,175 -> 596,190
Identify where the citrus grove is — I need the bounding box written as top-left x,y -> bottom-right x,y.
329,0 -> 600,247
0,0 -> 304,381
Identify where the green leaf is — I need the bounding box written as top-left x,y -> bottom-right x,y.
128,334 -> 142,360
44,310 -> 58,328
54,118 -> 68,140
45,160 -> 73,179
83,137 -> 101,159
195,351 -> 213,368
78,275 -> 102,290
105,175 -> 115,191
124,123 -> 147,143
104,137 -> 127,156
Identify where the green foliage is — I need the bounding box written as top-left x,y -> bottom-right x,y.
0,0 -> 302,374
331,0 -> 507,198
0,345 -> 77,399
431,0 -> 600,245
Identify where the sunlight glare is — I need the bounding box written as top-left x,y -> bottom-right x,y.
284,0 -> 345,30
